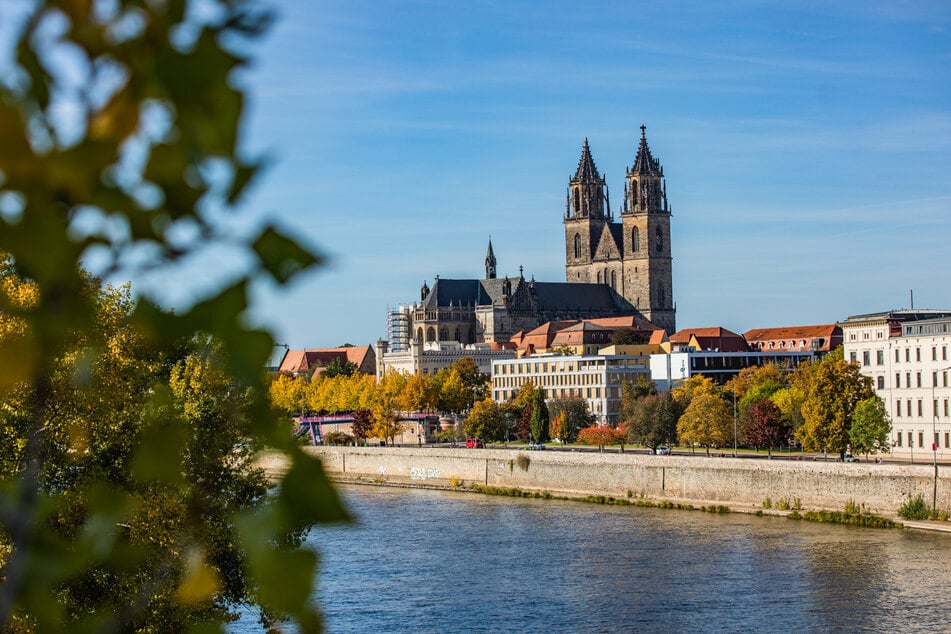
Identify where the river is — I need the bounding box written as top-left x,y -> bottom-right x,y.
235,483 -> 950,632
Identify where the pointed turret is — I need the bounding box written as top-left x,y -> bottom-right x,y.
566,138 -> 608,220
624,125 -> 667,215
632,125 -> 663,176
574,137 -> 600,182
485,239 -> 497,279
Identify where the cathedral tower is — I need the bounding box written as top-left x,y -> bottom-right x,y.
564,138 -> 610,284
564,127 -> 676,334
621,126 -> 675,333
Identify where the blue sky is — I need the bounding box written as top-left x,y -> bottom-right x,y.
155,1 -> 951,350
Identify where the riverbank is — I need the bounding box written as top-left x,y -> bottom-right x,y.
257,446 -> 951,531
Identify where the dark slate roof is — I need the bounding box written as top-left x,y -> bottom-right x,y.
421,277 -> 635,313
529,281 -> 634,312
420,278 -> 496,309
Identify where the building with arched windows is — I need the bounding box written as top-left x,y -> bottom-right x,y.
564,127 -> 676,333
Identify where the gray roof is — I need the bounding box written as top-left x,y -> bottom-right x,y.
421,277 -> 635,313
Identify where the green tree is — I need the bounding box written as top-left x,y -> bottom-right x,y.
322,357 -> 358,378
798,349 -> 874,458
463,398 -> 507,442
623,393 -> 680,451
547,396 -> 593,444
0,3 -> 346,629
677,393 -> 733,456
849,397 -> 891,460
621,375 -> 658,404
451,357 -> 490,405
529,390 -> 550,443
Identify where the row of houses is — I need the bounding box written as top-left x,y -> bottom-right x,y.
280,310 -> 951,461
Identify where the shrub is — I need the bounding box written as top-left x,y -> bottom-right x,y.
898,494 -> 934,520
324,431 -> 355,446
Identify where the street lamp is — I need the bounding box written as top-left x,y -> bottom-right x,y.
931,365 -> 951,510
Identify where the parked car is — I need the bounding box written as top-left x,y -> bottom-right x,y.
655,445 -> 671,455
843,454 -> 859,463
466,438 -> 485,448
528,441 -> 546,450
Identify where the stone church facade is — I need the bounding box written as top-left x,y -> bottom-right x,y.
564,126 -> 676,333
395,127 -> 677,348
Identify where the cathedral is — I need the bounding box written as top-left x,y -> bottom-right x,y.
399,127 -> 676,347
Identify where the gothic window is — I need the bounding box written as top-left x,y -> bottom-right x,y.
439,327 -> 448,341
573,190 -> 581,216
416,327 -> 423,341
657,284 -> 666,307
597,271 -> 602,284
574,233 -> 582,259
655,227 -> 663,253
611,270 -> 617,289
454,328 -> 461,342
631,181 -> 638,206
632,226 -> 639,253
426,327 -> 435,342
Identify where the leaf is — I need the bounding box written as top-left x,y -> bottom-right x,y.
278,451 -> 349,526
252,225 -> 322,285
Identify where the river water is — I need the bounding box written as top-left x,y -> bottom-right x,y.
236,483 -> 950,633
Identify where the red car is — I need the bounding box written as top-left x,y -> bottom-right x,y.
465,438 -> 485,448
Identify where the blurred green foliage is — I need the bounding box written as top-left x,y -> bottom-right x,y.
0,0 -> 346,630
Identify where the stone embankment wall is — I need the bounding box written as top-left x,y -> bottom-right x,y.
280,447 -> 951,514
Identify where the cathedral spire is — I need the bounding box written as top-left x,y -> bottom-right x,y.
485,238 -> 497,279
574,137 -> 601,182
632,125 -> 662,176
567,138 -> 608,220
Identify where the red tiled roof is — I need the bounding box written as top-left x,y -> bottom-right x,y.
670,327 -> 748,352
277,346 -> 375,375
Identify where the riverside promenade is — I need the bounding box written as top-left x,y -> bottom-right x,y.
259,446 -> 951,519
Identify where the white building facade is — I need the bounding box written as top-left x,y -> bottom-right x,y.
491,354 -> 652,425
840,311 -> 951,461
491,349 -> 813,426
377,339 -> 515,379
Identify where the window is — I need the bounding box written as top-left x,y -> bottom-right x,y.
907,372 -> 911,387
877,376 -> 885,390
908,431 -> 913,447
907,400 -> 912,417
896,401 -> 902,417
632,227 -> 640,252
896,433 -> 903,447
919,432 -> 924,448
935,372 -> 939,388
655,227 -> 663,253
917,372 -> 922,388
850,352 -> 857,363
574,233 -> 582,258
863,351 -> 870,366
916,348 -> 921,361
906,349 -> 910,362
611,270 -> 617,289
944,346 -> 948,361
935,399 -> 940,418
895,349 -> 900,363
877,350 -> 884,365
946,432 -> 950,449
895,373 -> 901,388
918,399 -> 923,417
934,347 -> 938,361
